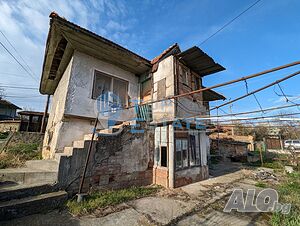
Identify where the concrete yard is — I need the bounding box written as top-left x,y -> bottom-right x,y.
2,164 -> 271,226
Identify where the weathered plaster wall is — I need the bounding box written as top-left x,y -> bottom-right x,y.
42,57 -> 73,158
0,121 -> 20,132
58,124 -> 154,193
65,51 -> 139,118
152,56 -> 175,122
43,51 -> 141,157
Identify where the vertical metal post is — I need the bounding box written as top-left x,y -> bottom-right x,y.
40,95 -> 50,133
78,117 -> 98,198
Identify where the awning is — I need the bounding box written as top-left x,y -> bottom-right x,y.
202,87 -> 225,101
177,46 -> 225,77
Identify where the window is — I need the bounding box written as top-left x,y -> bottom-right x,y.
160,146 -> 167,167
176,139 -> 188,169
31,116 -> 39,123
192,75 -> 200,90
181,68 -> 189,86
176,136 -> 201,170
141,78 -> 152,98
92,71 -> 128,107
189,135 -> 200,166
293,141 -> 300,144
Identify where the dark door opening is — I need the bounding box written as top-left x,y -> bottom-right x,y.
161,146 -> 168,167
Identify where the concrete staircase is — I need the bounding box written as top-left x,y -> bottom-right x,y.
54,122 -> 126,162
0,182 -> 67,220
0,122 -> 127,220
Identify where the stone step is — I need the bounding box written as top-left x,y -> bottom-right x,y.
0,190 -> 68,220
0,183 -> 56,202
73,140 -> 85,148
63,146 -> 74,155
83,133 -> 99,141
54,153 -> 71,163
0,168 -> 58,185
98,128 -> 113,134
25,160 -> 59,172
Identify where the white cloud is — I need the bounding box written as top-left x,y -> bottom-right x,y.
0,0 -> 130,110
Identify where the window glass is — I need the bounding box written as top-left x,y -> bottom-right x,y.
176,140 -> 182,169
176,139 -> 189,169
32,116 -> 39,123
293,141 -> 300,144
93,71 -> 128,107
113,78 -> 127,107
93,72 -> 112,99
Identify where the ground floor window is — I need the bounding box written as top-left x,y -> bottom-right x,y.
189,135 -> 201,166
176,139 -> 188,169
176,135 -> 201,170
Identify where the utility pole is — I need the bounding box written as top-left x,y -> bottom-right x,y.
40,95 -> 50,133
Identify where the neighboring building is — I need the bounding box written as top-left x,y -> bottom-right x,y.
211,138 -> 249,161
0,99 -> 21,120
18,111 -> 49,132
39,12 -> 225,191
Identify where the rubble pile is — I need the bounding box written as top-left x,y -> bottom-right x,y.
253,169 -> 278,181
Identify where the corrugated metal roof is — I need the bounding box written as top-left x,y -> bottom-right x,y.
0,99 -> 21,109
177,46 -> 225,77
202,86 -> 226,101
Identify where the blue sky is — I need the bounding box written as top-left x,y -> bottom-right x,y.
0,0 -> 300,118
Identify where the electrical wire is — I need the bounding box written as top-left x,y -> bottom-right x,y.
0,40 -> 38,82
199,0 -> 262,46
0,30 -> 37,78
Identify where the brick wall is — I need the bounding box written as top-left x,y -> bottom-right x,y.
59,123 -> 154,193
153,167 -> 168,187
174,165 -> 209,188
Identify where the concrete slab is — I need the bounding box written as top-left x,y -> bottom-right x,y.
80,208 -> 150,226
25,160 -> 59,171
176,210 -> 262,226
130,197 -> 196,224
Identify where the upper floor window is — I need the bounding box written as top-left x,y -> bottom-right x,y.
92,70 -> 128,107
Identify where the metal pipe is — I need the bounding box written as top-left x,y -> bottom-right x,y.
210,70 -> 300,111
77,117 -> 98,199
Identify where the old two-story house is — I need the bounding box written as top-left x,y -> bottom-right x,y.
40,12 -> 225,192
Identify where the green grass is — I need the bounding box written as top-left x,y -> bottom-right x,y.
270,172 -> 300,226
0,143 -> 41,169
263,161 -> 284,169
66,186 -> 161,216
255,181 -> 267,188
0,132 -> 9,139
